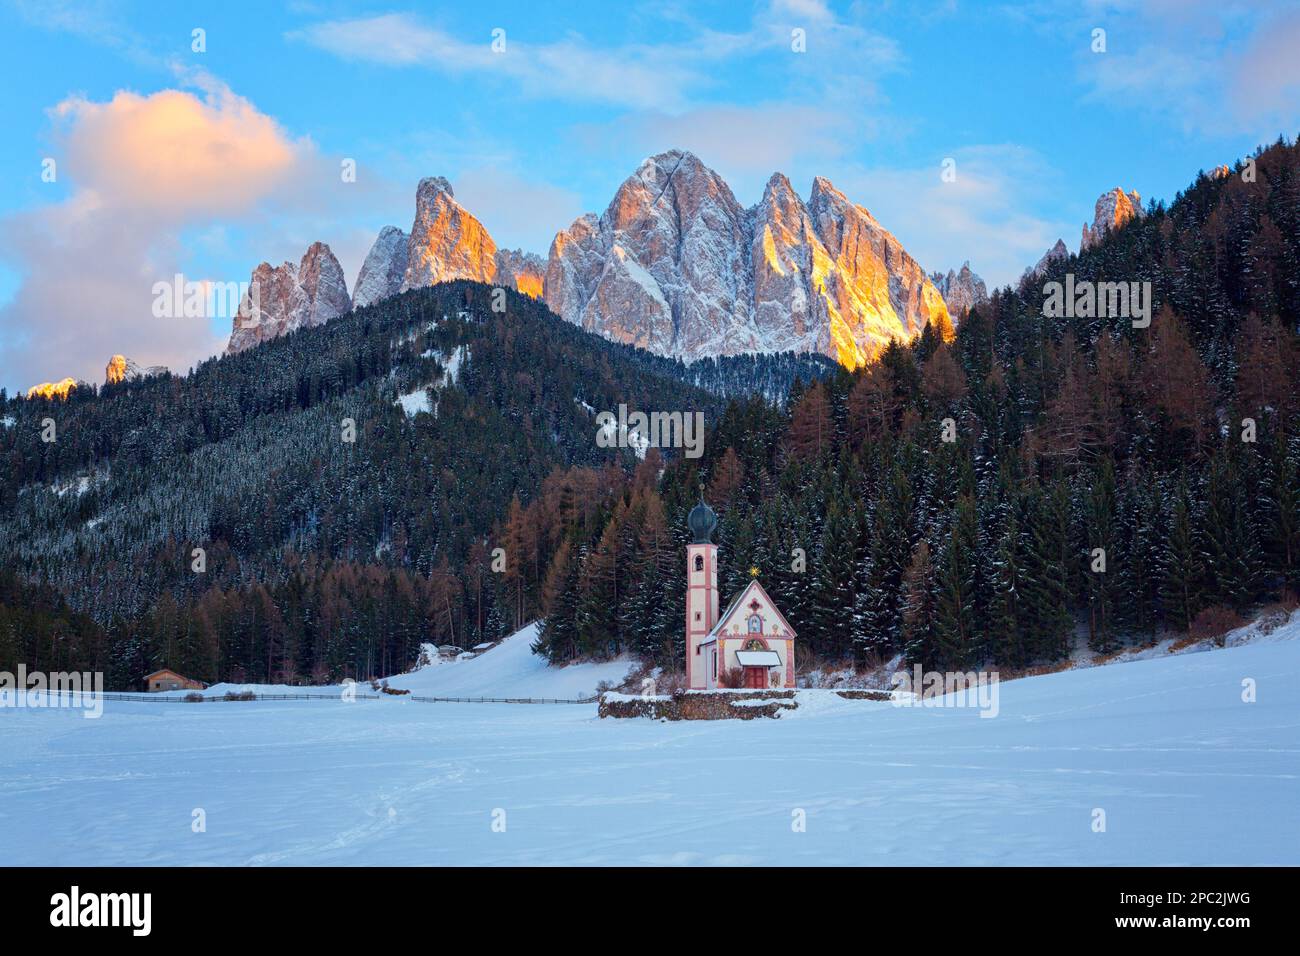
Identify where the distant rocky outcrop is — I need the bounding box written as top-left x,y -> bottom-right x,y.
930,261 -> 989,319
493,248 -> 545,299
1022,239 -> 1070,286
352,226 -> 409,310
1081,187 -> 1143,251
105,355 -> 167,384
25,378 -> 80,400
226,242 -> 351,354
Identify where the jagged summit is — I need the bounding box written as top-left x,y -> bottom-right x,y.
105,355 -> 167,385
225,242 -> 351,354
1082,187 -> 1143,251
544,150 -> 951,369
1022,238 -> 1070,286
224,150 -> 954,366
931,262 -> 989,319
352,226 -> 409,310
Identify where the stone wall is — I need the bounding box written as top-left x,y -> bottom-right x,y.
599,689 -> 797,720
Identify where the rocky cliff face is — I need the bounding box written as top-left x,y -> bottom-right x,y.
226,242 -> 351,354
105,355 -> 167,384
401,177 -> 499,292
226,154 -> 956,364
493,248 -> 545,299
25,378 -> 79,400
543,150 -> 952,369
1022,238 -> 1070,286
931,262 -> 989,319
352,226 -> 409,309
393,178 -> 545,299
1081,187 -> 1143,251
545,151 -> 755,357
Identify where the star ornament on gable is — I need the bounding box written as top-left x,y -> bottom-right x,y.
749,566 -> 760,578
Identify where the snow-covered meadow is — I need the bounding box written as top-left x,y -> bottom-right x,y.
2,623 -> 1298,865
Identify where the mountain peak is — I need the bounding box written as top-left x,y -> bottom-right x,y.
226,241 -> 350,354
352,226 -> 410,309
416,175 -> 454,199
546,152 -> 950,369
931,263 -> 989,319
1082,186 -> 1143,251
402,175 -> 497,292
26,377 -> 79,400
105,355 -> 167,385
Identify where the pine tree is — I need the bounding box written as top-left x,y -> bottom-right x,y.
1021,483 -> 1073,662
1083,463 -> 1119,654
900,538 -> 939,666
1160,479 -> 1202,631
933,495 -> 977,670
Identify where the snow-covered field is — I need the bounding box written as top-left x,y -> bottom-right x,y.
3,620 -> 1298,865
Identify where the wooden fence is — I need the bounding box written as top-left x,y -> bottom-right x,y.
95,691 -> 598,706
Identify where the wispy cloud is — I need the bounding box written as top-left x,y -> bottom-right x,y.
1073,0 -> 1300,137
287,12 -> 729,111
288,2 -> 902,116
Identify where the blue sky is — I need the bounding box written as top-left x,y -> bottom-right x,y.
2,0 -> 1299,390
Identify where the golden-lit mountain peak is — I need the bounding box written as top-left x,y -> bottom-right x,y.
27,377 -> 78,400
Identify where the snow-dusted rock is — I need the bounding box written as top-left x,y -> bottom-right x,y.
751,172 -> 831,357
401,177 -> 498,292
806,175 -> 952,366
1022,238 -> 1070,285
543,150 -> 952,369
547,150 -> 755,358
352,226 -> 409,309
226,242 -> 351,353
544,213 -> 604,324
493,248 -> 545,299
1081,187 -> 1143,251
930,261 -> 988,319
105,355 -> 167,385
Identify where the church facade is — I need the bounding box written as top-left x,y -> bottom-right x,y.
684,495 -> 797,690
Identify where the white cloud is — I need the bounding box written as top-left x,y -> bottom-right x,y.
0,79 -> 326,390
1073,0 -> 1300,136
827,145 -> 1074,290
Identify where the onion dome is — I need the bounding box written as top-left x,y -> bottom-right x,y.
687,489 -> 717,544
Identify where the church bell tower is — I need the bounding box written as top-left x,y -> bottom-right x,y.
685,490 -> 719,689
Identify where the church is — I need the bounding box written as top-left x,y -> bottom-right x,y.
685,494 -> 798,690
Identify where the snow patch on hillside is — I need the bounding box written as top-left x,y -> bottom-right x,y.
162,622 -> 633,701
395,387 -> 432,417
383,622 -> 634,699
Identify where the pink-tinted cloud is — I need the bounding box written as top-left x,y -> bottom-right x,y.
0,79 -> 320,390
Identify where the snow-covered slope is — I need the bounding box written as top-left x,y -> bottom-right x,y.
382,622 -> 634,699
186,622 -> 634,700
5,627 -> 1297,865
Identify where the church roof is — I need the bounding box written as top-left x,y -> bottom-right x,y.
736,650 -> 782,667
706,579 -> 797,641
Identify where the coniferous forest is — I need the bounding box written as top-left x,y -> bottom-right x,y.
3,140 -> 1299,688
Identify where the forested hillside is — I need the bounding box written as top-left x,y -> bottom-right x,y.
532,139 -> 1300,672
1,282 -> 832,686
3,140 -> 1298,688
